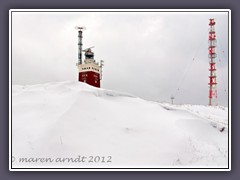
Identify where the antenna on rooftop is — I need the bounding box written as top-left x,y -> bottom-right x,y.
75,26 -> 86,65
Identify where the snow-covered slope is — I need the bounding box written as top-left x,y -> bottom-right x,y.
12,81 -> 228,168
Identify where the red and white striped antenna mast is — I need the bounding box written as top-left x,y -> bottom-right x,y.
208,19 -> 218,106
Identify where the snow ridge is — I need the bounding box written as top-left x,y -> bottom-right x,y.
12,81 -> 228,168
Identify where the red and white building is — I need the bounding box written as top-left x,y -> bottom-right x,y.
77,48 -> 102,88
75,26 -> 103,88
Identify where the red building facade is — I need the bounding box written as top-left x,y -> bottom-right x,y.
79,71 -> 100,88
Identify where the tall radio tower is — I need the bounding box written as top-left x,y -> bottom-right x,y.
208,19 -> 218,106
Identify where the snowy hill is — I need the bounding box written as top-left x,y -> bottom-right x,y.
12,81 -> 228,168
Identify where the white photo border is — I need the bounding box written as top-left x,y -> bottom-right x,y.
9,9 -> 231,171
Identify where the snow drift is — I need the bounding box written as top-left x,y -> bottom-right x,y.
12,81 -> 228,168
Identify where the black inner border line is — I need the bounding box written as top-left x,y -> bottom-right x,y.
10,10 -> 230,170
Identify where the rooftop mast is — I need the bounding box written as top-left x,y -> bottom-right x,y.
75,26 -> 86,65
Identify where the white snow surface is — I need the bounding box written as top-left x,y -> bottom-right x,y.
12,81 -> 229,168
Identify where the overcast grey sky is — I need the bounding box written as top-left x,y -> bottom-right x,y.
11,10 -> 229,106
